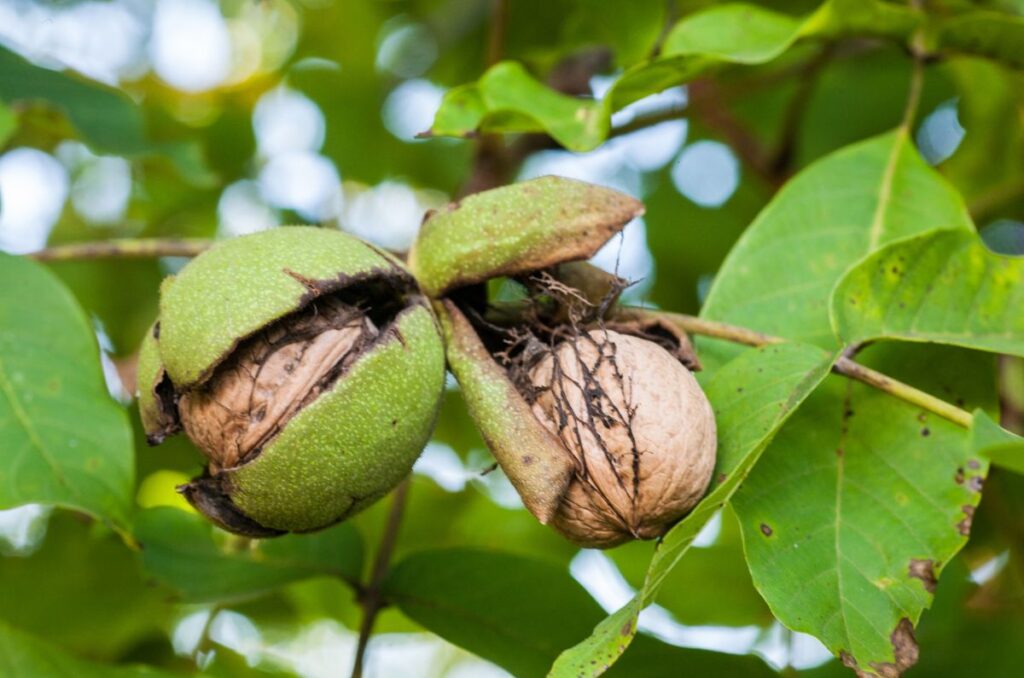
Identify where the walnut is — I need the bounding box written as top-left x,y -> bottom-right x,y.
529,330 -> 716,547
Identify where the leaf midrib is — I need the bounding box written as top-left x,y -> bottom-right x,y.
866,130 -> 905,252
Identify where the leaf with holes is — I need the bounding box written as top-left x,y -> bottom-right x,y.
135,507 -> 364,603
550,341 -> 835,677
702,131 -> 972,351
832,229 -> 1024,357
733,343 -> 997,676
0,254 -> 134,529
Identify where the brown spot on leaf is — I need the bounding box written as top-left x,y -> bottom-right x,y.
760,523 -> 773,537
908,559 -> 937,593
967,459 -> 981,470
969,476 -> 984,492
954,468 -> 964,484
920,427 -> 930,437
836,447 -> 844,457
717,473 -> 727,484
916,412 -> 926,423
957,505 -> 976,536
841,620 -> 919,678
621,619 -> 633,636
868,618 -> 919,677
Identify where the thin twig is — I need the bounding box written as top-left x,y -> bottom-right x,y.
687,78 -> 779,187
350,479 -> 411,678
485,0 -> 509,67
29,239 -> 212,262
608,107 -> 687,139
968,178 -> 1024,224
194,605 -> 222,666
649,311 -> 974,428
767,45 -> 834,178
901,0 -> 927,130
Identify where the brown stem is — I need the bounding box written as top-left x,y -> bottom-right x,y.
28,239 -> 212,262
968,178 -> 1024,224
350,479 -> 410,678
767,45 -> 834,178
485,0 -> 509,67
687,78 -> 780,188
194,605 -> 222,665
901,0 -> 927,131
651,311 -> 974,428
608,107 -> 687,140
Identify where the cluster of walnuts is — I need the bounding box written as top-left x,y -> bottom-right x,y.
140,177 -> 717,547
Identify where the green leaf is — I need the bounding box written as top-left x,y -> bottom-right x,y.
135,507 -> 364,603
0,513 -> 172,660
0,253 -> 133,529
971,410 -> 1024,474
0,620 -> 178,678
732,343 -> 996,676
936,10 -> 1024,69
428,2 -> 921,148
383,547 -> 775,678
550,341 -> 835,677
0,45 -> 214,185
701,130 -> 972,350
426,61 -> 606,152
0,45 -> 146,155
610,0 -> 919,111
832,229 -> 1024,357
664,5 -> 802,61
559,0 -> 666,68
607,506 -> 773,627
385,547 -> 602,677
0,98 -> 14,147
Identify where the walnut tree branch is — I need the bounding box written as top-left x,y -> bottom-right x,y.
28,239 -> 212,262
651,311 -> 974,428
350,478 -> 410,678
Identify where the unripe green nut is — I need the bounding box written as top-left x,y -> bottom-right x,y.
139,227 -> 446,537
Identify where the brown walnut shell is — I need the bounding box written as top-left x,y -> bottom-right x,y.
528,330 -> 716,547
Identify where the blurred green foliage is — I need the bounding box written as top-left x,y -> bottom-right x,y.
1,0 -> 1024,676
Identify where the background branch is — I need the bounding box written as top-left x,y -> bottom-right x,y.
29,239 -> 212,262
350,479 -> 410,678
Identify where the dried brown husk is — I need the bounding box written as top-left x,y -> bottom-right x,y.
178,297 -> 377,471
527,329 -> 716,547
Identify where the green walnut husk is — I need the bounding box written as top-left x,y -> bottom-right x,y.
414,178 -> 716,548
139,227 -> 446,537
409,175 -> 646,297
